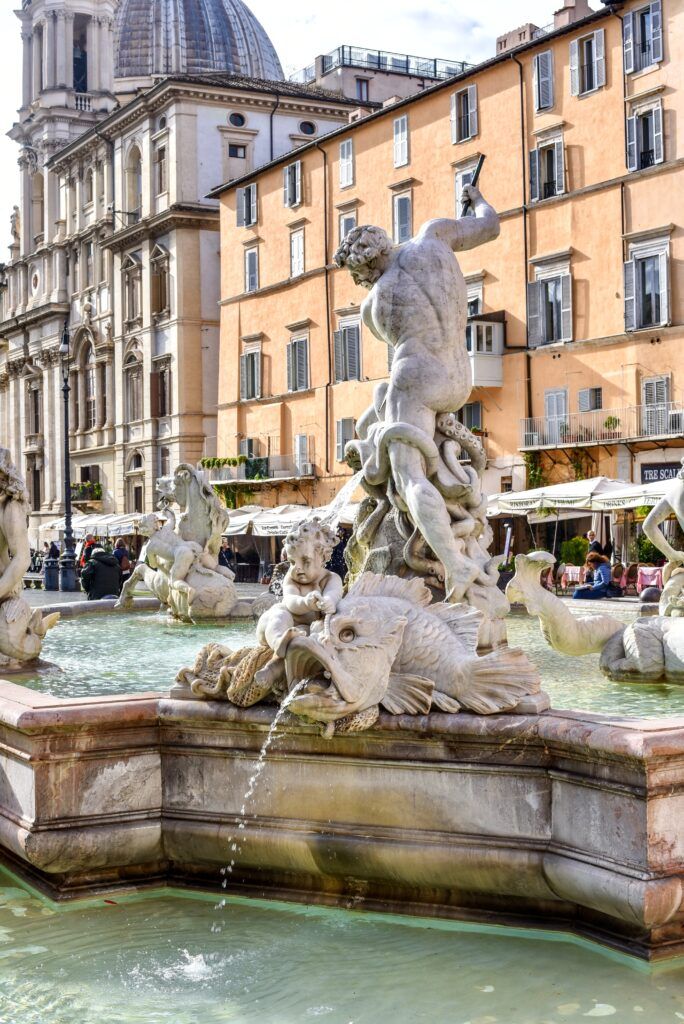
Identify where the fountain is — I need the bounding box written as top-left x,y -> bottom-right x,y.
0,188 -> 682,973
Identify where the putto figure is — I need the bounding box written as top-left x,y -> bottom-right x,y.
335,185 -> 507,644
0,449 -> 59,665
255,518 -> 343,688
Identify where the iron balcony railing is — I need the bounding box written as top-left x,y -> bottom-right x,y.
290,46 -> 472,84
520,402 -> 684,449
542,179 -> 557,199
640,148 -> 655,169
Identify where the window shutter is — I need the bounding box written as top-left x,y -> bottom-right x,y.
249,184 -> 257,225
659,251 -> 669,325
653,102 -> 664,164
651,0 -> 663,63
297,338 -> 308,389
294,161 -> 302,206
623,260 -> 636,331
336,419 -> 344,462
295,433 -> 308,471
283,167 -> 290,206
554,139 -> 565,195
467,84 -> 478,137
578,388 -> 591,413
527,280 -> 542,347
345,325 -> 360,380
560,274 -> 573,342
569,39 -> 580,96
286,342 -> 294,392
643,376 -> 669,406
535,51 -> 553,110
333,330 -> 344,382
623,12 -> 635,74
450,92 -> 457,143
240,353 -> 248,400
254,351 -> 261,399
594,29 -> 606,88
626,115 -> 637,171
529,149 -> 540,202
236,188 -> 245,227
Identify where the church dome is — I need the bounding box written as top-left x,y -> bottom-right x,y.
115,0 -> 284,81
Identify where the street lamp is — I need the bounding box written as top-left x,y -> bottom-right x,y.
58,319 -> 78,591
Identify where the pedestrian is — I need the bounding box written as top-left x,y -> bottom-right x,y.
113,537 -> 132,591
80,547 -> 122,601
48,540 -> 60,560
573,552 -> 611,600
80,533 -> 97,568
586,530 -> 603,556
218,538 -> 234,570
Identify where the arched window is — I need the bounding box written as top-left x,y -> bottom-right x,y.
124,351 -> 143,422
126,449 -> 145,513
126,146 -> 143,223
31,173 -> 44,245
85,167 -> 94,206
150,244 -> 170,319
84,344 -> 97,430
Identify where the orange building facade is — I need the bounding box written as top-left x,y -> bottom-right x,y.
213,0 -> 684,507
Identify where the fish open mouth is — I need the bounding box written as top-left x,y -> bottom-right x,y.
284,638 -> 357,722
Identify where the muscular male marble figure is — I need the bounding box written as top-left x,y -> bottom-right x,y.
334,184 -> 499,602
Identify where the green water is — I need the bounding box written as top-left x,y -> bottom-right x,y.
0,870 -> 682,1023
13,609 -> 684,718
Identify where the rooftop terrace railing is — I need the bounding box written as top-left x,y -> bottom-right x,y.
520,402 -> 684,449
290,46 -> 472,84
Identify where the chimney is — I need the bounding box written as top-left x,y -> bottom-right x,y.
554,0 -> 593,29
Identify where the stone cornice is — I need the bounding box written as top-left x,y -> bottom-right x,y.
103,204 -> 219,253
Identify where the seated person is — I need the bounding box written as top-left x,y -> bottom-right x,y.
81,547 -> 122,601
572,552 -> 611,601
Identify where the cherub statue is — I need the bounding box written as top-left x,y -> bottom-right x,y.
255,518 -> 343,688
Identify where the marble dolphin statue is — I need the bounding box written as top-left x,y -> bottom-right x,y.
284,572 -> 541,732
506,551 -> 684,683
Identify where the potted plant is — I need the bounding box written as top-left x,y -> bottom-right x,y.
603,415 -> 621,438
497,559 -> 515,592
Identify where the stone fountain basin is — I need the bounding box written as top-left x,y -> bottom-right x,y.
0,673 -> 682,963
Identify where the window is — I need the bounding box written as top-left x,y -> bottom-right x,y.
299,120 -> 316,136
530,139 -> 565,200
290,230 -> 304,278
339,140 -> 354,189
624,2 -> 663,73
294,434 -> 310,474
579,387 -> 603,412
84,344 -> 97,430
339,210 -> 357,244
393,192 -> 412,244
239,438 -> 257,458
124,352 -> 143,421
240,350 -> 261,401
334,323 -> 361,382
125,146 -> 143,223
156,362 -> 171,418
84,242 -> 94,287
159,446 -> 171,478
627,102 -> 664,171
29,387 -> 41,435
283,161 -> 302,208
528,273 -> 573,346
85,168 -> 94,206
533,51 -> 554,112
642,376 -> 669,436
455,164 -> 478,218
154,146 -> 167,195
450,85 -> 478,143
544,389 -> 568,444
467,294 -> 482,317
393,115 -> 409,168
151,245 -> 170,319
458,402 -> 482,432
287,336 -> 309,392
158,116 -> 167,131
236,183 -> 257,226
624,251 -> 668,331
356,78 -> 369,102
466,322 -> 495,354
122,252 -> 142,325
228,144 -> 246,159
570,30 -> 606,96
229,112 -> 246,127
336,418 -> 356,462
244,247 -> 259,293
501,476 -> 513,493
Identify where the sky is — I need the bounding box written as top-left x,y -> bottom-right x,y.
0,0 -> 597,253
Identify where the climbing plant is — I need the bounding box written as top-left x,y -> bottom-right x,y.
523,451 -> 545,489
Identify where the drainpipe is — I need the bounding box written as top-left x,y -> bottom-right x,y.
269,91 -> 281,162
512,55 -> 533,437
609,7 -> 628,251
315,139 -> 333,475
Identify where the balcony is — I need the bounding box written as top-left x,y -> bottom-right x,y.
520,402 -> 684,450
290,46 -> 472,84
203,456 -> 316,487
466,319 -> 504,388
72,93 -> 93,112
71,481 -> 103,508
24,433 -> 44,455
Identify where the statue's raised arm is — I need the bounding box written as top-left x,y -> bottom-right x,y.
418,185 -> 500,252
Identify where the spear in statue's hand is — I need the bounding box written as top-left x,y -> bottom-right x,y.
461,154 -> 486,217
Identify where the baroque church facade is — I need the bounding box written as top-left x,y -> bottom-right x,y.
0,0 -> 363,532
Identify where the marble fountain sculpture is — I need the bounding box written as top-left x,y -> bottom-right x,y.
0,449 -> 58,669
508,464 -> 684,682
117,463 -> 238,620
0,190 -> 682,964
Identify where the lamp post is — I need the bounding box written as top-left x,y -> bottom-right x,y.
58,319 -> 78,591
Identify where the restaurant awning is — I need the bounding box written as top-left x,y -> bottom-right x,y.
223,501 -> 361,537
496,477 -> 630,514
591,479 -> 671,511
39,512 -> 163,539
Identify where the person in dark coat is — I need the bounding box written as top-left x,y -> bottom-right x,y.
81,548 -> 122,601
586,530 -> 603,555
48,540 -> 60,560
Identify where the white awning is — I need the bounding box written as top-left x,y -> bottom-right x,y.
223,501 -> 361,537
39,512 -> 162,538
591,479 -> 671,511
497,477 -> 629,514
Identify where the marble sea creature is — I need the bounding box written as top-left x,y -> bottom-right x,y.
507,551 -> 684,683
0,449 -> 59,667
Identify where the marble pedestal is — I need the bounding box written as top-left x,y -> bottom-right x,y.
0,680 -> 682,961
